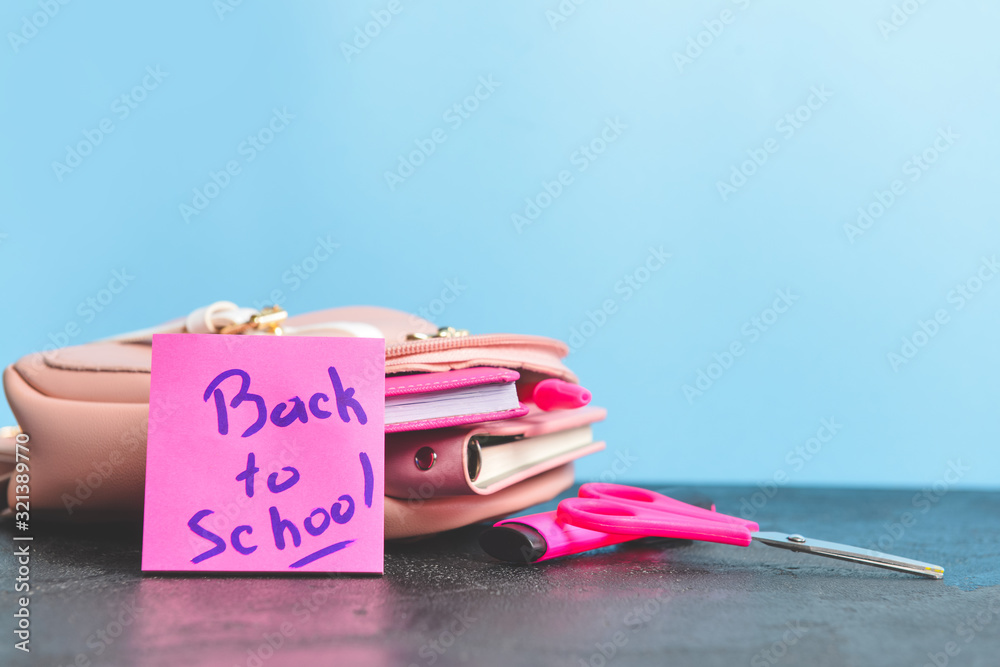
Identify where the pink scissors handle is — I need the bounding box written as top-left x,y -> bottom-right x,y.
578,483 -> 759,531
557,497 -> 756,547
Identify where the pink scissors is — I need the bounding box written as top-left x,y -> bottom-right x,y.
557,483 -> 944,579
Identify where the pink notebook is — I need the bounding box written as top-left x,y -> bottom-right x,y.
385,405 -> 607,496
384,367 -> 528,433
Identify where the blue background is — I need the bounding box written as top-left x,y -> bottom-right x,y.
1,1 -> 997,489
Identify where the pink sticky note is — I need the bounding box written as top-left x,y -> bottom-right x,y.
141,334 -> 385,574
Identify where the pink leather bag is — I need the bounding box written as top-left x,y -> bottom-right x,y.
0,302 -> 577,538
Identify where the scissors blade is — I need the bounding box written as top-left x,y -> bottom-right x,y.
752,532 -> 945,579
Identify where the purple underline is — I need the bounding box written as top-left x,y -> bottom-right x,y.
289,539 -> 355,568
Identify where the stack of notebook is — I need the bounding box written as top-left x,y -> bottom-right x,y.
383,367 -> 605,530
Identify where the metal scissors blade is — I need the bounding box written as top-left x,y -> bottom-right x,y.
752,532 -> 944,579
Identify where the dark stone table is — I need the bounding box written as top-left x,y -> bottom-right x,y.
3,486 -> 998,667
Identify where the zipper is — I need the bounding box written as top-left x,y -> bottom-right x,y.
386,333 -> 566,358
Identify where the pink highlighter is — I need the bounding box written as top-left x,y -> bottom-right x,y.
517,378 -> 592,412
479,488 -> 718,563
482,510 -> 641,563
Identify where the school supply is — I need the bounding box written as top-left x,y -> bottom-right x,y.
385,406 -> 606,497
481,483 -> 945,578
385,367 -> 525,433
0,302 -> 600,540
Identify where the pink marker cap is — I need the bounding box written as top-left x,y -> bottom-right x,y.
532,379 -> 592,411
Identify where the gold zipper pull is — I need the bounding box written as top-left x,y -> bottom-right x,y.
219,306 -> 288,335
406,326 -> 469,341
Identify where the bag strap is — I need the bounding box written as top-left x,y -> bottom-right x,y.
0,426 -> 19,465
106,301 -> 384,343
